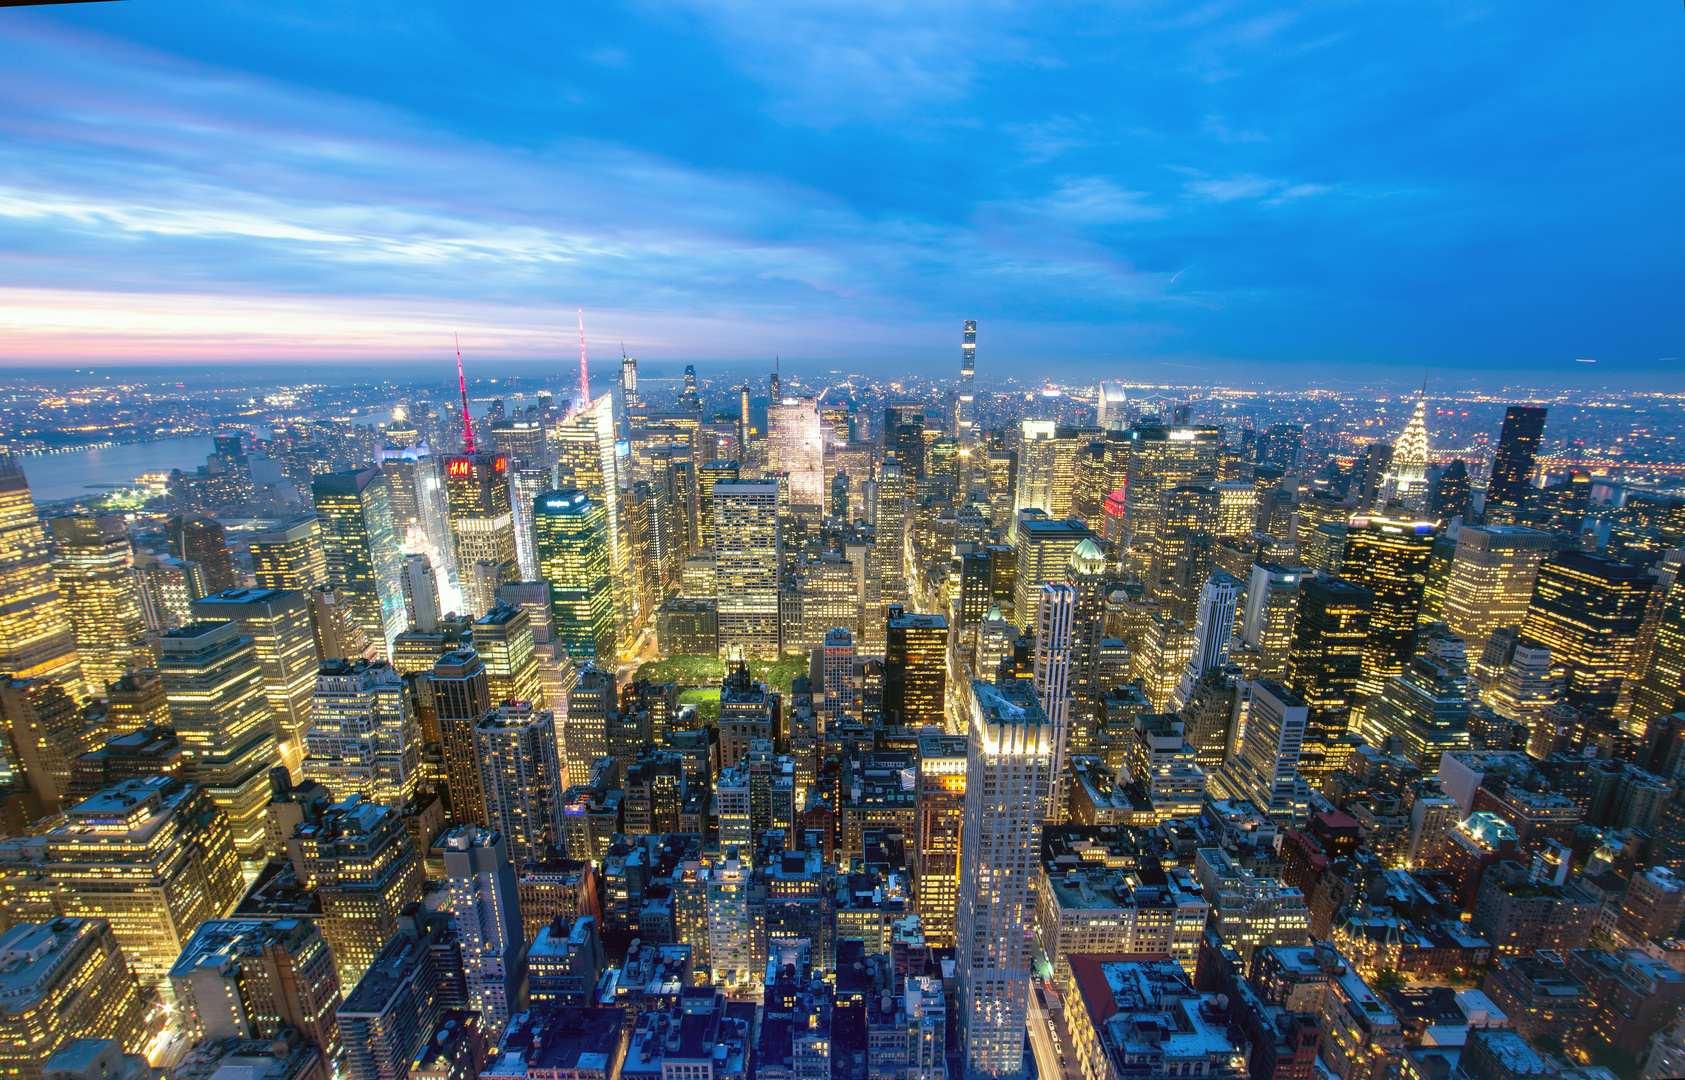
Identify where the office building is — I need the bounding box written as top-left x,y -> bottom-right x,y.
284,795 -> 426,987
170,918 -> 343,1061
533,490 -> 615,663
252,516 -> 328,593
104,670 -> 168,734
167,516 -> 236,595
563,667 -> 615,787
770,394 -> 825,515
823,627 -> 856,720
0,920 -> 151,1080
191,588 -> 318,777
1442,526 -> 1553,658
444,826 -> 525,1031
336,910 -> 457,1080
312,468 -> 407,658
401,554 -> 441,632
0,675 -> 85,813
0,456 -> 83,694
476,701 -> 565,865
1486,406 -> 1548,512
473,601 -> 542,705
1285,578 -> 1373,778
0,777 -> 243,986
1340,516 -> 1436,709
159,621 -> 279,860
1034,584 -> 1076,818
955,679 -> 1053,1080
304,658 -> 421,808
916,732 -> 966,948
48,515 -> 146,698
1011,518 -> 1098,620
713,479 -> 782,659
1173,570 -> 1240,709
1242,563 -> 1306,676
1120,423 -> 1221,562
1361,624 -> 1472,769
430,650 -> 491,826
1225,679 -> 1309,821
886,607 -> 948,726
1520,551 -> 1654,720
1381,396 -> 1431,510
440,449 -> 520,618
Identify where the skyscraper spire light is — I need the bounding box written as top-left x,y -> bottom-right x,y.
455,333 -> 475,453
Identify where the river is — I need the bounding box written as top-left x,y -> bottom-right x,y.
16,437 -> 219,504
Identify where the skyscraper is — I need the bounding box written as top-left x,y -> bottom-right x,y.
1520,551 -> 1653,722
1241,563 -> 1306,676
1285,577 -> 1373,785
1173,570 -> 1240,710
1224,679 -> 1308,821
713,479 -> 782,659
957,320 -> 977,447
312,468 -> 407,659
1441,525 -> 1554,658
0,919 -> 152,1080
190,588 -> 318,777
170,918 -> 343,1061
473,601 -> 542,706
533,489 -> 615,663
1382,395 -> 1431,511
378,444 -> 460,611
167,516 -> 236,595
1011,518 -> 1096,620
1340,515 -> 1436,709
475,701 -> 565,865
304,658 -> 421,808
1034,584 -> 1075,821
823,627 -> 856,720
252,516 -> 328,592
444,826 -> 525,1031
1120,422 -> 1221,570
401,553 -> 441,631
563,666 -> 615,788
916,732 -> 967,947
1361,624 -> 1472,768
0,456 -> 82,693
769,394 -> 825,516
886,607 -> 948,726
159,621 -> 279,861
431,649 -> 491,826
1487,406 -> 1548,512
441,451 -> 519,617
48,514 -> 146,697
955,679 -> 1052,1080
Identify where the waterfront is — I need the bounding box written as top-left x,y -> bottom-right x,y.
18,437 -> 218,504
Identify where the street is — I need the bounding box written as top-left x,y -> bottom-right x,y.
1028,986 -> 1073,1080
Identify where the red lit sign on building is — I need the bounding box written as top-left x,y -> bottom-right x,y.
448,459 -> 472,477
493,456 -> 507,473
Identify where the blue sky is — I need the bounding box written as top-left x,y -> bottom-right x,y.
1,1 -> 1681,385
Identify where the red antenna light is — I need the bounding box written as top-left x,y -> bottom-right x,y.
577,308 -> 590,405
456,333 -> 476,453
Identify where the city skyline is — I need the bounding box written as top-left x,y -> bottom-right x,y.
0,3 -> 1681,382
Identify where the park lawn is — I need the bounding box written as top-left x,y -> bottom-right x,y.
637,653 -> 811,693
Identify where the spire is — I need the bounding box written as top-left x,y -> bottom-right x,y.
577,308 -> 590,407
455,333 -> 476,453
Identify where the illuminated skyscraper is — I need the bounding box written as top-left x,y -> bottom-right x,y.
1173,570 -> 1240,710
443,826 -> 525,1031
159,621 -> 279,861
1487,406 -> 1548,512
430,649 -> 491,826
1285,577 -> 1373,784
1013,420 -> 1058,515
1149,483 -> 1219,609
886,607 -> 948,726
0,676 -> 87,812
1360,624 -> 1472,767
441,452 -> 519,617
957,320 -> 977,447
312,468 -> 407,658
252,516 -> 328,592
167,516 -> 236,595
1214,479 -> 1258,539
508,461 -> 550,582
534,490 -> 614,663
378,445 -> 460,610
191,589 -> 318,776
1120,422 -> 1221,570
0,776 -> 242,987
713,479 -> 782,659
285,794 -> 425,988
474,700 -> 565,865
304,658 -> 420,808
955,679 -> 1052,1080
0,919 -> 151,1080
1441,525 -> 1553,659
1242,563 -> 1306,676
1340,515 -> 1436,709
770,394 -> 825,516
170,918 -> 342,1061
1520,551 -> 1653,722
1382,394 -> 1431,511
823,628 -> 856,721
696,460 -> 739,551
1034,584 -> 1075,821
1633,576 -> 1685,727
49,514 -> 146,697
1011,519 -> 1096,620
1224,679 -> 1308,820
473,601 -> 542,707
0,456 -> 82,693
916,732 -> 967,948
401,554 -> 440,631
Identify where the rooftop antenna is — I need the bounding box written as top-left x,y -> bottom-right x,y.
577,308 -> 590,406
455,333 -> 476,453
